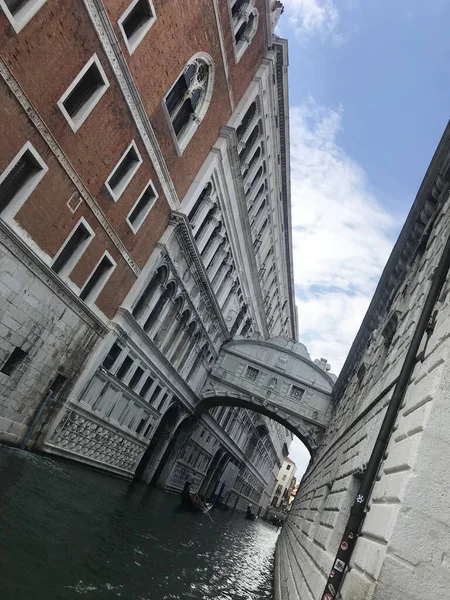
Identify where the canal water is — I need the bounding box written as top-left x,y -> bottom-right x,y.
0,446 -> 278,600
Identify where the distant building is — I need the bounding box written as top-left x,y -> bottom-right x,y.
288,480 -> 298,509
270,456 -> 296,509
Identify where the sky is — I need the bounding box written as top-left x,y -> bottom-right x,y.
284,0 -> 450,478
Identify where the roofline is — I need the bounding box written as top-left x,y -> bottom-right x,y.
334,121 -> 450,399
272,36 -> 298,340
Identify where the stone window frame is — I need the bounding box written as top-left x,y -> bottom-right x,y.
0,140 -> 48,222
162,52 -> 215,156
51,216 -> 95,280
245,365 -> 259,382
289,384 -> 305,402
57,54 -> 110,133
105,140 -> 143,202
126,179 -> 158,234
0,0 -> 47,34
79,250 -> 117,306
228,0 -> 259,63
118,0 -> 157,55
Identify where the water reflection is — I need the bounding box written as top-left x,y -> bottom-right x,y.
0,446 -> 277,600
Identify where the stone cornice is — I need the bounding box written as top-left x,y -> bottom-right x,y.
170,213 -> 230,340
334,121 -> 450,401
272,38 -> 297,339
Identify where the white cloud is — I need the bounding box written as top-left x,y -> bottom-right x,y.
290,100 -> 400,372
286,0 -> 340,38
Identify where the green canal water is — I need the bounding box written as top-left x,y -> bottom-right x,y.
0,445 -> 278,600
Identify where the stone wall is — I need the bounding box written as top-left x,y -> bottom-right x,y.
276,126 -> 450,600
0,229 -> 104,447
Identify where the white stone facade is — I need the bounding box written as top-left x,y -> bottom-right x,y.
275,124 -> 450,600
0,36 -> 302,511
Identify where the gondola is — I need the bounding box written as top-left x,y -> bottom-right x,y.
180,482 -> 213,514
245,512 -> 258,521
245,504 -> 258,521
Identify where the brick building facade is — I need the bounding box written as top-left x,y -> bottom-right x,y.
0,0 -> 296,511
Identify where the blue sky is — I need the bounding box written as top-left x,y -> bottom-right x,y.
283,0 -> 450,475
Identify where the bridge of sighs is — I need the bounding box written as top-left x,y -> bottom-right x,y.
199,336 -> 335,454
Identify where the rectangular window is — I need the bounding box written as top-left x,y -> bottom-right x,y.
126,180 -> 158,233
149,384 -> 161,404
0,142 -> 48,220
245,366 -> 259,382
286,464 -> 291,470
1,0 -> 47,33
79,252 -> 116,304
290,385 -> 304,402
103,342 -> 123,371
1,347 -> 28,376
140,375 -> 154,398
116,356 -> 133,380
118,0 -> 156,54
129,366 -> 144,390
136,417 -> 148,435
105,141 -> 142,201
157,392 -> 168,412
51,218 -> 94,278
58,55 -> 109,132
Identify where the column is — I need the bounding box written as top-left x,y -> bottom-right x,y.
136,283 -> 165,328
145,291 -> 173,338
196,217 -> 219,254
201,232 -> 223,269
247,175 -> 265,206
218,277 -> 236,310
178,336 -> 197,375
243,153 -> 264,189
206,242 -> 227,279
166,316 -> 189,363
190,194 -> 215,237
160,310 -> 183,354
211,262 -> 231,295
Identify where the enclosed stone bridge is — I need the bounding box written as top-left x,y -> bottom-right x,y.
198,337 -> 335,454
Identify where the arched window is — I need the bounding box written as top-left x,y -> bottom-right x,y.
230,1 -> 259,62
236,101 -> 257,140
247,146 -> 261,171
164,53 -> 214,153
188,182 -> 212,223
239,124 -> 260,164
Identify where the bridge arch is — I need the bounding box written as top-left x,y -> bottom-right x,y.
200,336 -> 335,455
197,393 -> 316,454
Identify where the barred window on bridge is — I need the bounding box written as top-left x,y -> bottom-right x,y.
245,366 -> 259,382
290,385 -> 304,402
